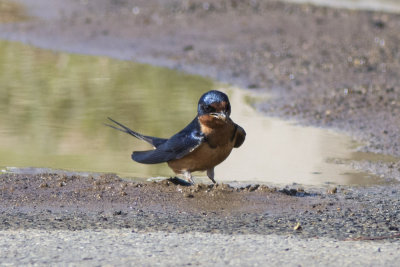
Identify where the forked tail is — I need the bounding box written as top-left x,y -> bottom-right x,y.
105,117 -> 168,148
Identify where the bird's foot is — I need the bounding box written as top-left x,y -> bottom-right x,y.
183,171 -> 195,185
188,177 -> 195,185
207,168 -> 216,184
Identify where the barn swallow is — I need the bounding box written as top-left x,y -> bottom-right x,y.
106,90 -> 246,184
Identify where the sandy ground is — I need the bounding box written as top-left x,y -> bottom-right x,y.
1,0 -> 400,265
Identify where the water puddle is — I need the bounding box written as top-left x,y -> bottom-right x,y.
282,0 -> 400,13
213,89 -> 384,186
0,40 -> 397,186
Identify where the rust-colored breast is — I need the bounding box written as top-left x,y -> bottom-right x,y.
168,116 -> 241,174
168,142 -> 234,173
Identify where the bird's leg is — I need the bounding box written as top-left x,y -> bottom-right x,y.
206,168 -> 216,184
183,171 -> 195,184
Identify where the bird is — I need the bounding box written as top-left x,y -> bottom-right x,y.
105,90 -> 246,184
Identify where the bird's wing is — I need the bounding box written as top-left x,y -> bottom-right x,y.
132,119 -> 204,164
233,124 -> 246,148
105,117 -> 168,148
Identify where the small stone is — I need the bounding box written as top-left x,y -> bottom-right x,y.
184,193 -> 194,198
194,183 -> 206,192
373,20 -> 385,29
248,83 -> 259,89
327,187 -> 337,194
215,183 -> 232,192
257,185 -> 275,192
297,187 -> 305,193
183,45 -> 194,51
113,210 -> 123,216
39,183 -> 49,188
160,180 -> 171,186
249,184 -> 260,192
294,222 -> 302,231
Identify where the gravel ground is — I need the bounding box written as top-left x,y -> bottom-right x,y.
1,173 -> 400,240
1,0 -> 400,265
1,230 -> 399,266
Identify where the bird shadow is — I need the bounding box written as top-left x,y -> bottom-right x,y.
167,177 -> 193,186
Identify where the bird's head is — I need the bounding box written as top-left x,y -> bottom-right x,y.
197,90 -> 231,124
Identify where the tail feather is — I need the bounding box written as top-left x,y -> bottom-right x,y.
105,117 -> 167,148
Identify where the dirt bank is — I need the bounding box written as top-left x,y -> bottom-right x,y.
1,173 -> 400,240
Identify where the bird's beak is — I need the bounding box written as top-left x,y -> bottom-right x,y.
210,111 -> 228,121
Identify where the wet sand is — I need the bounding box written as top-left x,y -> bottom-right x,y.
1,0 -> 400,265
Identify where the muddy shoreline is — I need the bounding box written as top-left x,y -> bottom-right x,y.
2,173 -> 400,241
1,0 -> 400,244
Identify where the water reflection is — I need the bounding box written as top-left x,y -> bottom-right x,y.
0,40 -> 393,186
0,40 -> 213,178
216,88 -> 387,185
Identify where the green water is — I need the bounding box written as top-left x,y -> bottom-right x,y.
0,40 -> 395,185
0,40 -> 213,178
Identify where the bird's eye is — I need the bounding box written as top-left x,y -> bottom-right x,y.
203,105 -> 215,113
